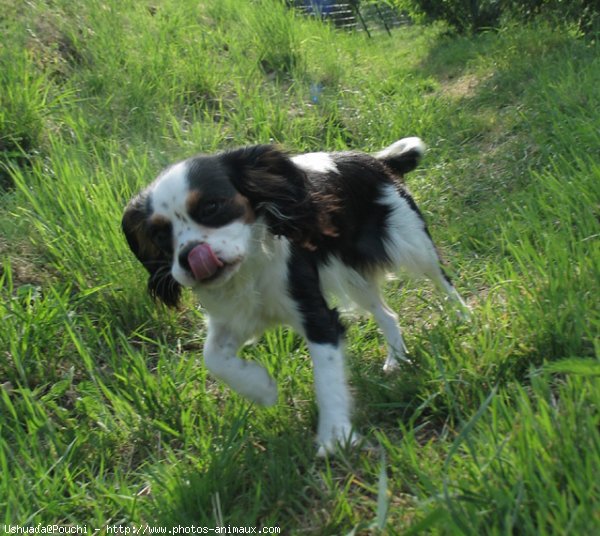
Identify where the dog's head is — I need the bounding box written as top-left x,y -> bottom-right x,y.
122,145 -> 319,306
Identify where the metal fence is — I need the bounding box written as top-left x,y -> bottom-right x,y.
291,1 -> 411,36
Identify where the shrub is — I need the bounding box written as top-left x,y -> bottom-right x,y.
395,0 -> 599,33
394,0 -> 503,33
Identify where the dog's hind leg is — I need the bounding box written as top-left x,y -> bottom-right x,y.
346,280 -> 409,373
423,263 -> 470,319
378,184 -> 469,319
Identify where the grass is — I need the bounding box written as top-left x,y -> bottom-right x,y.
1,0 -> 599,533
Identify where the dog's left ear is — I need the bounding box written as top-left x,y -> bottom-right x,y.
122,192 -> 181,307
223,145 -> 320,246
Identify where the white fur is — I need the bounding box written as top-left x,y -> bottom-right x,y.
319,259 -> 409,372
379,184 -> 469,312
379,184 -> 442,276
196,226 -> 302,341
375,136 -> 426,160
204,317 -> 278,406
291,152 -> 338,174
308,342 -> 357,457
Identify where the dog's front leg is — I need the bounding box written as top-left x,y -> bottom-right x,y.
308,341 -> 357,457
289,250 -> 358,455
203,320 -> 278,407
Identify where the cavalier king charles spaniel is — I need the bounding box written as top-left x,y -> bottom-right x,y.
122,137 -> 467,455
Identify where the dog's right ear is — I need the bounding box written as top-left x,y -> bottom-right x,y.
222,145 -> 322,247
122,192 -> 181,307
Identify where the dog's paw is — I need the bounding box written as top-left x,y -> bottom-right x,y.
239,364 -> 278,406
255,381 -> 278,407
383,357 -> 400,374
383,351 -> 412,374
248,374 -> 278,407
316,425 -> 360,458
456,303 -> 472,322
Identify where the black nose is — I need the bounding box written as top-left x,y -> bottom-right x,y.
178,242 -> 201,272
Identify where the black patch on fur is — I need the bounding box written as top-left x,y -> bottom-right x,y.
221,145 -> 323,246
380,148 -> 423,176
190,197 -> 246,228
186,157 -> 247,227
304,152 -> 397,272
287,245 -> 345,345
122,192 -> 181,307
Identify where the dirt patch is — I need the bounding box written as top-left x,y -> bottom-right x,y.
0,237 -> 53,289
439,72 -> 492,100
25,13 -> 88,78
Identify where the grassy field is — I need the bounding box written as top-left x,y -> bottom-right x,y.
1,0 -> 599,533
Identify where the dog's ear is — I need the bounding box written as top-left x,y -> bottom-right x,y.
223,145 -> 320,246
122,192 -> 181,307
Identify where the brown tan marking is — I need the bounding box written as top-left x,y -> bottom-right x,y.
185,189 -> 203,215
234,193 -> 255,224
148,214 -> 171,229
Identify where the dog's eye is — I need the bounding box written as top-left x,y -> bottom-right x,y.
191,198 -> 244,227
198,200 -> 222,219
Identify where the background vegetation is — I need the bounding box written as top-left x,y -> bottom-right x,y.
1,0 -> 599,533
394,0 -> 600,33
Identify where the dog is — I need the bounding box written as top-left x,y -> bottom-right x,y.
122,137 -> 467,455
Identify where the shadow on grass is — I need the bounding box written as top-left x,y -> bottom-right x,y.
150,412 -> 318,528
402,22 -> 594,255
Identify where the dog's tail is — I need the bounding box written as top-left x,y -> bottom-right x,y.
375,137 -> 425,177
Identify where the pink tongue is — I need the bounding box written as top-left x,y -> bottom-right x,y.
187,244 -> 223,281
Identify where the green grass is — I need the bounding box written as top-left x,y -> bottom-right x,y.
1,1 -> 599,533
